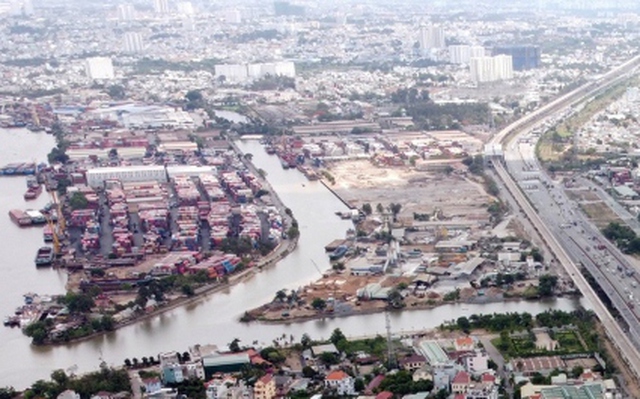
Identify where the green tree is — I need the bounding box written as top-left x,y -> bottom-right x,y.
300,333 -> 312,348
389,203 -> 402,221
387,288 -> 405,309
311,297 -> 326,311
376,203 -> 384,214
229,338 -> 242,353
107,85 -> 126,100
100,315 -> 115,331
69,192 -> 89,210
538,275 -> 558,297
361,203 -> 372,216
456,316 -> 471,333
181,284 -> 195,297
24,321 -> 48,344
50,369 -> 68,386
354,378 -> 365,392
287,226 -> 300,238
330,328 -> 347,346
0,387 -> 16,399
275,289 -> 287,302
302,366 -> 316,378
60,292 -> 95,313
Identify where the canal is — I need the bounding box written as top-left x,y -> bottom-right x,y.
0,132 -> 584,388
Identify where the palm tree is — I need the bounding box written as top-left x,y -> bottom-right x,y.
132,358 -> 139,368
124,358 -> 132,368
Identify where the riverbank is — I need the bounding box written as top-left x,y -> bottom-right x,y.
243,293 -> 582,325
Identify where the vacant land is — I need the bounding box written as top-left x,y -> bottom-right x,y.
580,202 -> 623,228
329,160 -> 492,224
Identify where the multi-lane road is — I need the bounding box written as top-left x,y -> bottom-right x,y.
488,55 -> 640,377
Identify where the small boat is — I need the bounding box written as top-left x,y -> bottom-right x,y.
35,246 -> 54,266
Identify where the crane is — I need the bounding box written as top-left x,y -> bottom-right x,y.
47,189 -> 65,256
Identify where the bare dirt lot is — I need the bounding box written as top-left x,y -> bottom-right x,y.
579,202 -> 622,228
328,160 -> 492,222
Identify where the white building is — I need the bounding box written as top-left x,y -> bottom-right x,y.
153,0 -> 169,14
463,352 -> 490,375
86,165 -> 168,187
85,57 -> 115,80
215,61 -> 296,83
324,371 -> 355,396
449,45 -> 485,64
123,32 -> 144,53
177,1 -> 194,15
221,8 -> 242,23
418,24 -> 445,50
22,0 -> 33,16
116,4 -> 135,20
214,64 -> 248,82
470,55 -> 513,83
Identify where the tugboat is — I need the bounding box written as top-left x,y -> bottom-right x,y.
34,246 -> 54,266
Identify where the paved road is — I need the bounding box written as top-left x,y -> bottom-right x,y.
486,54 -> 640,379
480,336 -> 512,398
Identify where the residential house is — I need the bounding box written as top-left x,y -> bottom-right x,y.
463,352 -> 490,375
433,364 -> 463,392
206,377 -> 236,399
365,375 -> 385,395
254,374 -> 276,399
143,378 -> 163,394
311,343 -> 339,358
184,362 -> 205,380
162,363 -> 184,384
159,351 -> 180,367
325,370 -> 355,396
451,371 -> 471,394
90,392 -> 113,399
455,337 -> 475,351
57,390 -> 81,399
399,354 -> 427,371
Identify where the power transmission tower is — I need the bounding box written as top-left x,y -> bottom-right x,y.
385,311 -> 396,368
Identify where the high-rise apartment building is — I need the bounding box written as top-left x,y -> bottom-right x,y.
153,0 -> 170,14
449,45 -> 485,64
22,0 -> 33,16
116,4 -> 135,20
221,8 -> 241,23
492,46 -> 540,70
85,57 -> 115,80
470,55 -> 513,83
176,1 -> 194,15
418,24 -> 446,50
123,32 -> 144,53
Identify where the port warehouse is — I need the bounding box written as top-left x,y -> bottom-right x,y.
85,165 -> 217,187
202,353 -> 250,379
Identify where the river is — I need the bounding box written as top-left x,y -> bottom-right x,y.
0,132 -> 584,388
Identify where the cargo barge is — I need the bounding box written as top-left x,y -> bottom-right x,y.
9,209 -> 31,226
24,184 -> 42,200
34,247 -> 54,266
0,162 -> 37,176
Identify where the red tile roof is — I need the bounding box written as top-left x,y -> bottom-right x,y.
258,374 -> 273,385
452,371 -> 471,384
326,370 -> 350,381
376,392 -> 393,399
481,373 -> 496,383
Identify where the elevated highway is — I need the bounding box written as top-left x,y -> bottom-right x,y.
488,55 -> 640,377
